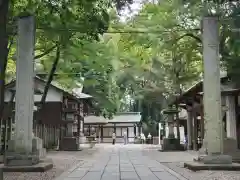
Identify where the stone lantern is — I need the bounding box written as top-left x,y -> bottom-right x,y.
160,107 -> 183,151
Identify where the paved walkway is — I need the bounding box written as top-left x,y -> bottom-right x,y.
57,144 -> 187,180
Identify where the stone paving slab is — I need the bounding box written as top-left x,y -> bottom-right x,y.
58,144 -> 183,180
54,144 -> 240,180
121,171 -> 139,179
101,172 -> 119,180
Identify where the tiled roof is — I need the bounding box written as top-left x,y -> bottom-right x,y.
84,112 -> 141,124
35,77 -> 92,99
109,112 -> 141,123
84,116 -> 108,124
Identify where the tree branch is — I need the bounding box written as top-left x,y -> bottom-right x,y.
34,45 -> 57,59
176,33 -> 202,44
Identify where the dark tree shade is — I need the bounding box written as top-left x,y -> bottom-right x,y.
114,0 -> 133,10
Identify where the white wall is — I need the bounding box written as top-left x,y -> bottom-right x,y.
4,81 -> 62,102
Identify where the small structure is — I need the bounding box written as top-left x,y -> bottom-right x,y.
3,76 -> 92,152
160,108 -> 184,151
84,112 -> 142,143
172,78 -> 240,155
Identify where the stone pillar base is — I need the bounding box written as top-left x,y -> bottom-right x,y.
195,138 -> 236,164
160,138 -> 184,151
4,137 -> 46,166
60,137 -> 81,151
202,154 -> 232,164
4,152 -> 40,166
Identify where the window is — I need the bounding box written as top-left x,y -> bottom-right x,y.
128,127 -> 134,137
66,113 -> 74,120
116,128 -> 121,137
121,128 -> 127,136
103,127 -> 113,137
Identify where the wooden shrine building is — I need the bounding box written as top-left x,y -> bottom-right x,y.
84,112 -> 142,143
171,75 -> 240,160
2,76 -> 92,153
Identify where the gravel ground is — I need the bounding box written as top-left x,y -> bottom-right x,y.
3,148 -> 99,180
143,147 -> 240,180
162,162 -> 240,180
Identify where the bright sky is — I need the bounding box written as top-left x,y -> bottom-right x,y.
120,0 -> 144,22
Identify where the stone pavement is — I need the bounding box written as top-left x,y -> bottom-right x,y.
55,144 -> 240,180
56,144 -> 188,180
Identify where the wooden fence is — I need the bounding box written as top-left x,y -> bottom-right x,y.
35,124 -> 62,149
0,118 -> 64,153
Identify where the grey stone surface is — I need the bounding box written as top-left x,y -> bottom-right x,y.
81,172 -> 103,180
149,167 -> 165,172
101,172 -> 119,180
203,154 -> 232,164
52,144 -> 240,180
154,171 -> 178,180
68,170 -> 88,178
184,161 -> 240,171
121,171 -> 139,179
57,144 -> 240,180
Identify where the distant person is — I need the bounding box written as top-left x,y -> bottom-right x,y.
123,131 -> 127,145
140,133 -> 145,144
197,136 -> 202,150
112,132 -> 116,145
184,134 -> 188,150
147,133 -> 152,144
147,133 -> 152,139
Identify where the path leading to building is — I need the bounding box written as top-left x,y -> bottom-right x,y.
55,144 -> 240,180
4,144 -> 240,180
57,144 -> 183,180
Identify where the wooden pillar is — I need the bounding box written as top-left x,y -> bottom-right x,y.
226,95 -> 237,139
98,125 -> 101,143
200,105 -> 204,140
88,125 -> 90,136
134,125 -> 136,136
101,125 -> 103,142
186,106 -> 193,150
192,109 -> 198,150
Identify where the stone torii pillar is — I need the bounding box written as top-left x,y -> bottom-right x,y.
184,16 -> 238,170
201,16 -> 232,164
4,15 -> 36,166
13,15 -> 35,153
4,16 -> 52,171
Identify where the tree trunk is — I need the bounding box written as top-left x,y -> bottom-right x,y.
0,0 -> 10,120
36,46 -> 60,124
40,46 -> 60,107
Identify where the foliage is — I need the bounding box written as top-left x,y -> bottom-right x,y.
47,1 -> 204,121
10,0 -> 240,123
